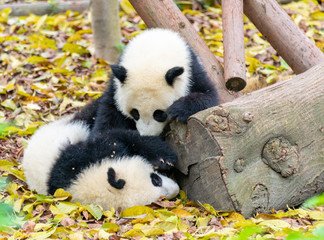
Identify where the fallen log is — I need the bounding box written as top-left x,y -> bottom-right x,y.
167,62 -> 324,217
0,1 -> 89,16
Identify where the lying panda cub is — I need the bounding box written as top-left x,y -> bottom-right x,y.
78,28 -> 219,136
22,116 -> 179,210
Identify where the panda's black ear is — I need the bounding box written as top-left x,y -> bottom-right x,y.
111,65 -> 127,83
165,66 -> 184,86
107,167 -> 126,189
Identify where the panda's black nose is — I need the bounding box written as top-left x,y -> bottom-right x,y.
150,173 -> 162,187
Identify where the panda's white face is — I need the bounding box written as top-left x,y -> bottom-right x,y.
114,74 -> 184,136
67,156 -> 180,210
112,28 -> 192,136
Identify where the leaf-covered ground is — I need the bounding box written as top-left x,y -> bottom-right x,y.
0,0 -> 323,239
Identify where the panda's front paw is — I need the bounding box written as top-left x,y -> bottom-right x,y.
166,98 -> 191,122
150,153 -> 177,173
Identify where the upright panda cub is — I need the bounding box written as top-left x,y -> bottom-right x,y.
91,28 -> 219,136
22,117 -> 179,210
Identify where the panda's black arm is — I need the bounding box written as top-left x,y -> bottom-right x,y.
166,90 -> 219,122
71,97 -> 101,129
107,130 -> 178,173
92,84 -> 136,132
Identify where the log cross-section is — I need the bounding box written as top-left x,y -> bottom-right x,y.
167,62 -> 324,217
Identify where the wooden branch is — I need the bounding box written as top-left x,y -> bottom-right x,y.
90,0 -> 121,63
222,0 -> 246,92
129,0 -> 239,104
0,1 -> 89,16
167,62 -> 324,217
244,0 -> 324,74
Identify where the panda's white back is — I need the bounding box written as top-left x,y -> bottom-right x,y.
22,116 -> 90,194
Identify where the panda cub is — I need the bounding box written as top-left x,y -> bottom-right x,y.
91,28 -> 219,136
22,117 -> 179,210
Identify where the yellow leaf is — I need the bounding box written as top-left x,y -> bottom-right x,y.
310,11 -> 324,21
69,232 -> 84,240
67,33 -> 82,42
225,212 -> 245,223
202,203 -> 219,216
0,8 -> 11,23
120,0 -> 136,14
62,43 -> 89,54
98,229 -> 110,239
1,99 -> 17,111
179,190 -> 187,200
86,204 -> 103,220
259,220 -> 291,231
53,189 -> 72,201
56,201 -> 79,214
4,83 -> 15,91
101,222 -> 119,233
308,211 -> 324,221
171,209 -> 192,217
120,206 -> 155,218
123,229 -> 145,238
13,198 -> 25,213
17,85 -> 30,97
26,56 -> 48,64
196,217 -> 209,227
31,227 -> 56,239
35,15 -> 47,31
155,221 -> 177,232
141,225 -> 164,237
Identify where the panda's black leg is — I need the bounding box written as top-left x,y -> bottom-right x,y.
166,91 -> 219,122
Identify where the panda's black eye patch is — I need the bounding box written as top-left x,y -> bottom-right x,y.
150,173 -> 162,187
153,110 -> 167,122
130,109 -> 140,121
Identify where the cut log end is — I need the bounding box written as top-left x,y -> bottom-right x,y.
225,77 -> 247,92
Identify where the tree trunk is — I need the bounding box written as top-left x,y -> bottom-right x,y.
90,0 -> 121,63
222,0 -> 246,92
166,62 -> 324,217
0,1 -> 89,16
244,0 -> 324,74
129,0 -> 239,104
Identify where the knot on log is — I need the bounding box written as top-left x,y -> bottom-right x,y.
205,107 -> 242,134
251,184 -> 269,215
234,158 -> 245,173
242,112 -> 254,122
262,137 -> 299,177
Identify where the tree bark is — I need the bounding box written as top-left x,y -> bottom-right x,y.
0,1 -> 89,16
129,0 -> 239,104
90,0 -> 121,63
167,62 -> 324,217
222,0 -> 246,92
244,0 -> 324,74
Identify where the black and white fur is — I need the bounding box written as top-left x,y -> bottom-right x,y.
22,117 -> 179,210
91,28 -> 219,136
